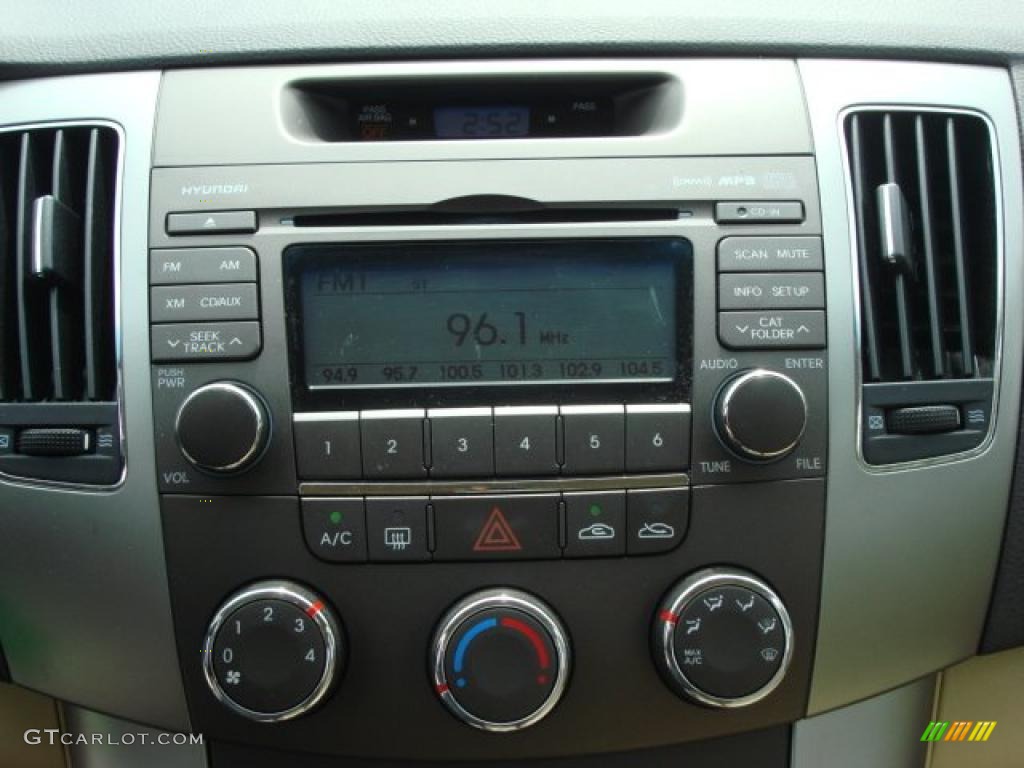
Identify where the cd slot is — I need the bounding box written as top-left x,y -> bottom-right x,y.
292,204 -> 686,228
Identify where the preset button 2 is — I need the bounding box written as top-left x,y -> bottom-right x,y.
360,410 -> 427,479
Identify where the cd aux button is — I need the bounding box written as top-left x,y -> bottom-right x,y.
151,283 -> 259,323
560,405 -> 625,475
493,406 -> 559,477
360,410 -> 427,479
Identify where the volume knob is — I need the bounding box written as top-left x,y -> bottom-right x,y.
714,370 -> 806,462
175,382 -> 269,473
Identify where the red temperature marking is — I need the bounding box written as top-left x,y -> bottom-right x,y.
500,617 -> 550,670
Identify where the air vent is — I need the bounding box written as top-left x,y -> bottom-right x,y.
845,109 -> 999,464
0,124 -> 122,484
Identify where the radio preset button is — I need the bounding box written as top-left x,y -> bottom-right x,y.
560,405 -> 625,475
718,310 -> 826,349
151,321 -> 261,362
366,497 -> 430,562
714,201 -> 804,224
428,408 -> 494,478
625,404 -> 691,472
563,491 -> 626,558
150,247 -> 257,285
718,272 -> 825,311
360,410 -> 427,479
493,407 -> 559,477
293,413 -> 362,480
432,494 -> 560,561
717,236 -> 824,272
301,498 -> 367,562
151,283 -> 259,323
627,488 -> 689,555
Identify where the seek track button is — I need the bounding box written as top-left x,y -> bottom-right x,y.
151,322 -> 261,362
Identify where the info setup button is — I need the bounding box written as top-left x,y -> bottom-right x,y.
432,494 -> 560,561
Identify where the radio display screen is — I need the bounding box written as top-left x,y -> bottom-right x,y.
289,239 -> 689,392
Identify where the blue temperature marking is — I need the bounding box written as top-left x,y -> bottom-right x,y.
453,617 -> 498,673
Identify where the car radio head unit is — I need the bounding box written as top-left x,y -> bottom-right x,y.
284,238 -> 693,409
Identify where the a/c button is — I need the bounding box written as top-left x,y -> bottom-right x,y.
301,498 -> 367,562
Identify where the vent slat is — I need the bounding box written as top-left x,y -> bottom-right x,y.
850,114 -> 883,381
882,114 -> 915,379
83,128 -> 114,401
914,116 -> 946,378
47,131 -> 83,400
845,109 -> 996,386
15,132 -> 50,400
946,117 -> 976,377
0,152 -> 11,400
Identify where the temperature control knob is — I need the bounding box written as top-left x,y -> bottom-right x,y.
175,382 -> 269,473
203,580 -> 343,722
430,588 -> 570,732
714,370 -> 807,462
653,568 -> 792,707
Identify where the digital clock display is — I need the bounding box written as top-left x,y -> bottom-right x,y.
291,239 -> 688,391
434,106 -> 530,138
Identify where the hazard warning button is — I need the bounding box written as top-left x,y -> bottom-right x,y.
432,494 -> 560,561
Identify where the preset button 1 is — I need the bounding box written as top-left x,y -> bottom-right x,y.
293,413 -> 362,480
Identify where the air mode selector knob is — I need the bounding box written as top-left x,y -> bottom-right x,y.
175,382 -> 269,473
714,369 -> 807,462
431,589 -> 570,732
653,568 -> 793,708
203,580 -> 343,722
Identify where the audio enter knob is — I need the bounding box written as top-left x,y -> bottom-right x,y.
714,370 -> 807,462
430,589 -> 570,732
175,382 -> 269,473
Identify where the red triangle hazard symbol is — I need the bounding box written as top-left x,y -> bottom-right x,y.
473,506 -> 522,552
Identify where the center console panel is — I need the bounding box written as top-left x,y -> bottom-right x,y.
149,60 -> 828,759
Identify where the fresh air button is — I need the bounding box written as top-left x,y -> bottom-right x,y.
360,410 -> 427,479
561,405 -> 625,475
718,310 -> 826,349
366,497 -> 430,562
151,321 -> 261,362
717,236 -> 824,272
432,494 -> 560,561
293,412 -> 362,480
718,273 -> 825,310
301,498 -> 367,563
715,201 -> 804,224
627,488 -> 689,555
150,247 -> 257,285
563,491 -> 626,558
428,408 -> 494,478
166,210 -> 256,235
493,406 -> 559,477
626,403 -> 691,472
151,283 -> 259,323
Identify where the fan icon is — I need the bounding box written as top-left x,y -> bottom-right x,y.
225,670 -> 241,685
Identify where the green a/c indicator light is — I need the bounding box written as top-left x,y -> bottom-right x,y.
329,510 -> 343,525
589,504 -> 602,517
